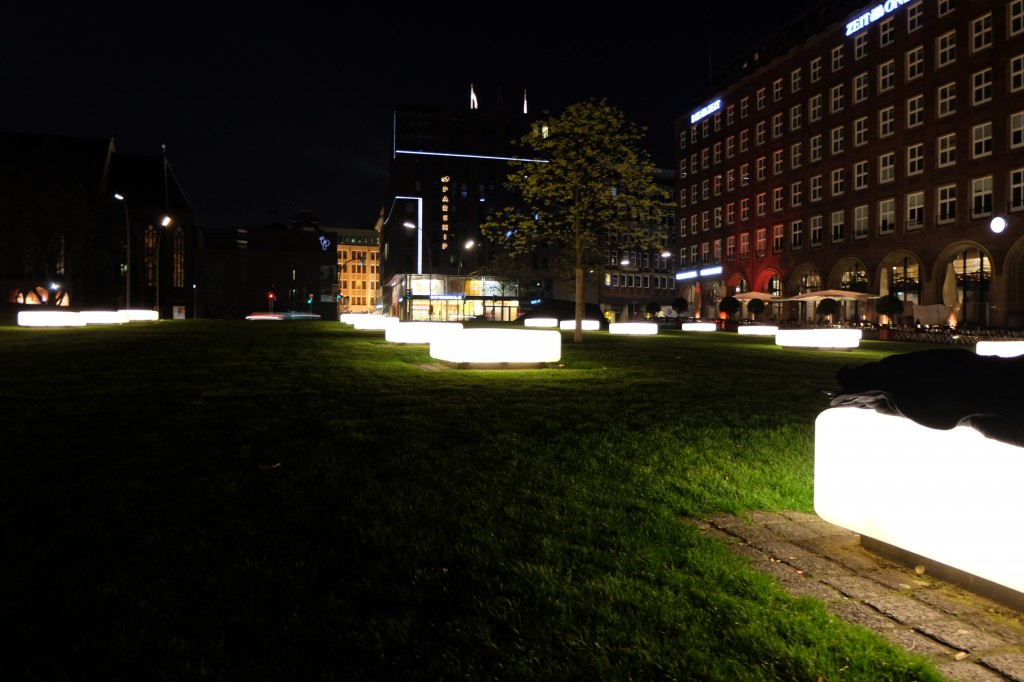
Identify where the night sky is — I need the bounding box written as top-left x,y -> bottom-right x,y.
3,4 -> 813,230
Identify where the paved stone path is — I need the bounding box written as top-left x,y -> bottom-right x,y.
692,511 -> 1024,682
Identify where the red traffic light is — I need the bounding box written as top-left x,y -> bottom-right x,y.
268,292 -> 275,300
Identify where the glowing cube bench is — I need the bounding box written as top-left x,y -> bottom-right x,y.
523,317 -> 558,328
608,322 -> 658,336
680,322 -> 716,332
429,328 -> 561,369
815,407 -> 1024,610
347,315 -> 400,330
385,321 -> 463,344
17,310 -> 87,327
976,340 -> 1024,358
559,319 -> 600,331
775,328 -> 861,349
737,325 -> 779,336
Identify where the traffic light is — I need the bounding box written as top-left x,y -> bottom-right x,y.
268,291 -> 275,300
307,294 -> 313,304
359,258 -> 365,266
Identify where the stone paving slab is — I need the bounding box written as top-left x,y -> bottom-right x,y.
693,511 -> 1024,682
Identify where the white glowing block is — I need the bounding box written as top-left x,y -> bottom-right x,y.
246,312 -> 283,321
775,328 -> 861,349
976,341 -> 1024,358
608,322 -> 658,336
79,310 -> 130,324
680,322 -> 717,332
815,407 -> 1024,596
429,328 -> 561,367
120,309 -> 159,322
351,316 -> 400,330
524,317 -> 558,328
17,310 -> 86,327
339,313 -> 363,325
385,321 -> 463,344
737,325 -> 779,335
559,319 -> 600,331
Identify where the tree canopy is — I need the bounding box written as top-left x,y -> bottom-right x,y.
481,98 -> 671,342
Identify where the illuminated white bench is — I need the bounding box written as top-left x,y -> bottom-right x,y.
559,319 -> 600,331
815,407 -> 1024,610
79,310 -> 130,324
524,317 -> 558,328
737,325 -> 779,336
608,322 -> 658,336
429,328 -> 561,368
17,310 -> 86,327
976,340 -> 1024,358
121,309 -> 159,322
350,315 -> 400,330
385,321 -> 463,344
775,328 -> 861,349
680,322 -> 716,332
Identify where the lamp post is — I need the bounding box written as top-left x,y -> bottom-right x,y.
114,193 -> 131,308
155,215 -> 171,317
457,239 -> 475,320
382,195 -> 424,318
403,221 -> 433,319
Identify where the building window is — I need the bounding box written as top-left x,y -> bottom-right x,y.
772,150 -> 784,175
854,71 -> 869,103
756,87 -> 766,110
773,186 -> 784,212
880,152 -> 896,183
690,214 -> 699,234
1011,111 -> 1024,149
791,67 -> 802,92
713,238 -> 722,260
880,16 -> 894,47
937,30 -> 957,68
714,206 -> 723,227
772,112 -> 784,138
755,227 -> 767,258
854,159 -> 868,190
791,180 -> 803,207
756,192 -> 767,216
740,162 -> 750,187
713,141 -> 722,165
811,56 -> 822,82
701,148 -> 710,169
726,235 -> 736,261
831,210 -> 845,243
972,68 -> 993,105
726,202 -> 735,224
739,197 -> 750,220
810,134 -> 822,162
726,168 -> 736,191
906,45 -> 925,81
972,175 -> 993,216
810,215 -> 823,247
740,96 -> 749,118
714,174 -> 722,196
855,32 -> 868,60
972,121 -> 993,158
908,1 -> 923,32
906,191 -> 925,230
726,104 -> 735,125
1012,54 -> 1024,93
972,12 -> 993,52
1010,168 -> 1024,212
832,45 -> 844,72
879,106 -> 895,137
756,156 -> 767,181
831,168 -> 845,196
810,174 -> 822,202
739,128 -> 749,152
702,179 -> 710,200
879,198 -> 895,235
1012,0 -> 1024,36
690,244 -> 699,264
907,143 -> 924,175
830,83 -> 844,113
756,120 -> 767,146
830,126 -> 844,155
773,78 -> 784,101
937,132 -> 957,167
739,232 -> 750,260
854,204 -> 869,239
773,223 -> 784,253
938,0 -> 953,18
790,141 -> 802,169
790,219 -> 803,250
690,153 -> 699,175
907,95 -> 924,127
878,60 -> 895,92
789,103 -> 802,130
937,183 -> 957,224
702,210 -> 710,230
854,116 -> 868,146
726,135 -> 735,158
809,94 -> 822,122
938,81 -> 957,117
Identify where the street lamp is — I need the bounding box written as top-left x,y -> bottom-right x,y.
403,221 -> 433,319
457,239 -> 475,320
155,215 -> 172,316
114,193 -> 131,308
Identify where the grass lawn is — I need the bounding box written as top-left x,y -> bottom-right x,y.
0,319 -> 952,681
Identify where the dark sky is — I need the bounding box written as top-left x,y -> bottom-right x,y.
2,4 -> 813,230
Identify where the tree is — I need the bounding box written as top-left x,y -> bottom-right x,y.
644,301 -> 661,319
816,298 -> 841,322
481,98 -> 671,342
875,294 -> 905,324
475,252 -> 533,322
718,295 -> 741,319
746,298 -> 766,319
671,297 -> 689,317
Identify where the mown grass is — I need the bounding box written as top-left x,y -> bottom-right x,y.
0,320 -> 952,681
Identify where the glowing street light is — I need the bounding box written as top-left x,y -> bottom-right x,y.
155,215 -> 172,316
114,193 -> 131,307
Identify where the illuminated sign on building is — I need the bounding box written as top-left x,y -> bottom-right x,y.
690,99 -> 721,124
675,265 -> 724,280
846,0 -> 912,36
441,175 -> 451,251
